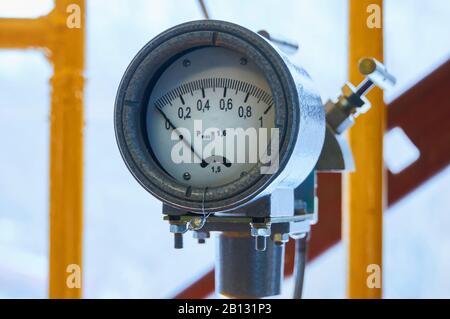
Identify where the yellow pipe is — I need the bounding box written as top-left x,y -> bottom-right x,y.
345,0 -> 385,298
48,0 -> 85,299
0,18 -> 51,49
0,0 -> 85,298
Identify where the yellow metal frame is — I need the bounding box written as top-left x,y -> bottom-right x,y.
0,0 -> 85,298
344,0 -> 384,298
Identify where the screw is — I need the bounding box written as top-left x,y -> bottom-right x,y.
183,59 -> 191,67
183,172 -> 191,180
250,223 -> 271,252
240,57 -> 247,65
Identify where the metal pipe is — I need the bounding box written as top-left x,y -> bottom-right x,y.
48,0 -> 85,299
216,232 -> 284,298
345,0 -> 384,298
293,235 -> 308,299
0,18 -> 51,49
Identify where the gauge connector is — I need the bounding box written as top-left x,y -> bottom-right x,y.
326,58 -> 396,134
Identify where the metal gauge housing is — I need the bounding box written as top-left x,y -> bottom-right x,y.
115,20 -> 325,213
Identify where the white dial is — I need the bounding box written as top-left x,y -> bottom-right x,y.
146,46 -> 275,188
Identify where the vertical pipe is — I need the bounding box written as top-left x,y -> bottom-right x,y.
216,232 -> 284,298
0,0 -> 85,299
345,0 -> 384,298
48,0 -> 85,298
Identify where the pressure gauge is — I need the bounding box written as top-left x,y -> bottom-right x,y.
114,20 -> 395,299
115,20 -> 325,213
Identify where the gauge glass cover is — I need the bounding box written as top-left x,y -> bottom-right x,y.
146,46 -> 275,188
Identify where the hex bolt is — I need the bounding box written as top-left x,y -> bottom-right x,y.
250,223 -> 271,252
174,233 -> 183,249
169,222 -> 187,234
255,235 -> 267,251
193,230 -> 210,244
169,222 -> 187,249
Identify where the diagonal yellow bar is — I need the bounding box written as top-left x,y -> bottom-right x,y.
0,0 -> 85,298
344,0 -> 384,298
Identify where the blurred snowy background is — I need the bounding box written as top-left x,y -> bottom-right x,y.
0,0 -> 449,298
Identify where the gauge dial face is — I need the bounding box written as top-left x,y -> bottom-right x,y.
146,46 -> 275,188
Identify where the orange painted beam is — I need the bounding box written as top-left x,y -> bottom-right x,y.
387,59 -> 450,205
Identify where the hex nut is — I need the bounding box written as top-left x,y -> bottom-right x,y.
251,226 -> 271,237
170,223 -> 187,234
193,231 -> 210,240
273,233 -> 290,244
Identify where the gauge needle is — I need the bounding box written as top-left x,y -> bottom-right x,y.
201,155 -> 232,168
155,106 -> 207,166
